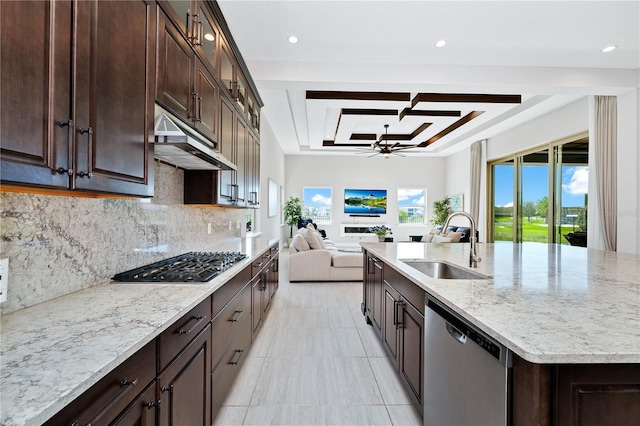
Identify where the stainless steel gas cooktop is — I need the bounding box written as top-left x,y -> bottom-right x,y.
112,251 -> 247,283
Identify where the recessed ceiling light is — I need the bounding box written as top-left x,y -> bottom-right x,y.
203,33 -> 215,42
435,39 -> 447,48
602,45 -> 617,53
288,35 -> 299,44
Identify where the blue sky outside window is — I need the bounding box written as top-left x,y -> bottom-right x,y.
398,188 -> 426,224
303,187 -> 332,224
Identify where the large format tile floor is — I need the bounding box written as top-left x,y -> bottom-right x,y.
213,251 -> 422,425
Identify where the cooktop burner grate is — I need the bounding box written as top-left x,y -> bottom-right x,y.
112,251 -> 247,283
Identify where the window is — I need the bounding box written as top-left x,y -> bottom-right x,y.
302,187 -> 332,224
398,188 -> 426,224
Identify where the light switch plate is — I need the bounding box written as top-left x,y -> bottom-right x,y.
0,258 -> 8,303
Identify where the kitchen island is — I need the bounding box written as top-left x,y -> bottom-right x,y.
0,238 -> 279,426
361,241 -> 640,425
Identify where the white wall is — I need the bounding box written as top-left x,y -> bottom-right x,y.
487,98 -> 589,161
285,155 -> 447,243
257,116 -> 286,243
444,148 -> 473,230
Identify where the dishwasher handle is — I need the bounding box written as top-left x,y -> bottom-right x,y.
446,322 -> 467,344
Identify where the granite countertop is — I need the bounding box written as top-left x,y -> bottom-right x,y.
361,241 -> 640,365
0,238 -> 278,426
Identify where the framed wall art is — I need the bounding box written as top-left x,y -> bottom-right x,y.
268,178 -> 278,217
450,193 -> 464,212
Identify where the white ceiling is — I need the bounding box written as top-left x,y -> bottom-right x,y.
217,0 -> 640,157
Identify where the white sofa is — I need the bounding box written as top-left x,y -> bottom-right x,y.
288,226 -> 363,282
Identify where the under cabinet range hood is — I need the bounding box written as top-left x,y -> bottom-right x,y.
153,104 -> 236,171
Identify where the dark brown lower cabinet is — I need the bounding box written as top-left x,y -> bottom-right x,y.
211,316 -> 253,418
510,345 -> 640,426
382,282 -> 400,364
268,252 -> 280,301
112,382 -> 158,426
251,254 -> 275,338
364,253 -> 384,336
251,272 -> 264,335
212,281 -> 252,370
381,272 -> 424,410
555,363 -> 640,426
158,324 -> 212,426
399,300 -> 423,406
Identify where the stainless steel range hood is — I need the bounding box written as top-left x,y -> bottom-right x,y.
153,104 -> 236,171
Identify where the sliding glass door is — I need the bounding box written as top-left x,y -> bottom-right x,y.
553,140 -> 589,245
489,135 -> 588,245
519,149 -> 550,243
491,160 -> 515,241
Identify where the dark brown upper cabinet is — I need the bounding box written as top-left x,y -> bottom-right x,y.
1,0 -> 155,197
156,5 -> 219,144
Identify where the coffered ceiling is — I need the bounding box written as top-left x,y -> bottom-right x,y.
217,0 -> 640,157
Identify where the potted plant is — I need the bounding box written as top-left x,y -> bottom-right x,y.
431,196 -> 453,227
369,225 -> 392,242
283,196 -> 302,241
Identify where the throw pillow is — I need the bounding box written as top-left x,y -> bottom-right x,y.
429,228 -> 441,235
423,234 -> 435,243
432,235 -> 452,243
301,228 -> 323,249
443,231 -> 463,243
291,234 -> 310,251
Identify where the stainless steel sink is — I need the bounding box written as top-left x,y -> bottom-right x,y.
400,260 -> 491,280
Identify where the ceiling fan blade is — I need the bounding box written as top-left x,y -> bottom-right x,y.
390,142 -> 400,149
391,145 -> 419,152
367,152 -> 380,158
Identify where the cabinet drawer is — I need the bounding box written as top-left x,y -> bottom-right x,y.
211,281 -> 251,369
211,317 -> 252,420
158,296 -> 212,372
212,264 -> 251,318
251,250 -> 272,277
384,266 -> 425,316
45,339 -> 156,426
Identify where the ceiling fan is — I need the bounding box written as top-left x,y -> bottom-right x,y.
356,124 -> 419,158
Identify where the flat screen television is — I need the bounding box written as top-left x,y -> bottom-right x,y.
344,189 -> 387,214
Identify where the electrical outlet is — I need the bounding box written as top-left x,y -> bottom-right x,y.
0,258 -> 8,303
207,223 -> 212,235
236,220 -> 241,230
229,221 -> 233,230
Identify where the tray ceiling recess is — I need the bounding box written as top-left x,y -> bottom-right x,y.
306,90 -> 523,155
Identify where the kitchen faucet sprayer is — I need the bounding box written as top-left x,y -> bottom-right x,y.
442,211 -> 481,268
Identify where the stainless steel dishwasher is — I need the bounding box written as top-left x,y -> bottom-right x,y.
424,294 -> 512,426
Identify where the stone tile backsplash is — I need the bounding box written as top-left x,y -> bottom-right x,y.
0,161 -> 242,314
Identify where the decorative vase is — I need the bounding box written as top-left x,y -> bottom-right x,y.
377,234 -> 385,242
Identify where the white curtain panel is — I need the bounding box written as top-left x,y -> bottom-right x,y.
594,95 -> 617,251
469,141 -> 482,226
